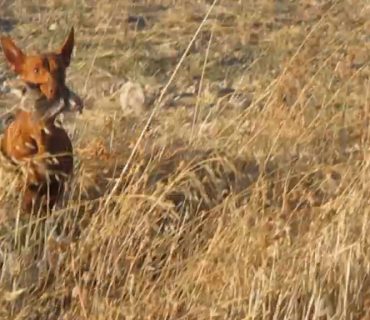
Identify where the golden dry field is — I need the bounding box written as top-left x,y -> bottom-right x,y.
0,0 -> 370,319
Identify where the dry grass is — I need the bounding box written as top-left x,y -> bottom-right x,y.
0,0 -> 370,319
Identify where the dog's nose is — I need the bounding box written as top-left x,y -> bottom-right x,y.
48,84 -> 59,99
40,82 -> 58,101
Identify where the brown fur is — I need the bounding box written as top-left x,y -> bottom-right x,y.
0,27 -> 81,213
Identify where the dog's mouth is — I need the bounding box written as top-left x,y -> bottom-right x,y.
25,82 -> 61,102
24,82 -> 42,94
25,82 -> 39,90
24,82 -> 44,98
25,82 -> 83,110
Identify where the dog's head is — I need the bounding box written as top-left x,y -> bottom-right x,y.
1,28 -> 75,102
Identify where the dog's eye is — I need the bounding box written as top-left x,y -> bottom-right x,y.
34,67 -> 39,74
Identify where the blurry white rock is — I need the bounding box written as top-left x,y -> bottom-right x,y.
119,81 -> 146,115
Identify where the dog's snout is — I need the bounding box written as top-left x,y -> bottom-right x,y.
48,87 -> 54,97
48,86 -> 57,98
40,78 -> 60,101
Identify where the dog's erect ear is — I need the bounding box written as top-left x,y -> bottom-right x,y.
59,27 -> 74,67
0,36 -> 25,73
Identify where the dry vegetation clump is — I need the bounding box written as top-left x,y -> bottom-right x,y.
0,0 -> 370,319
